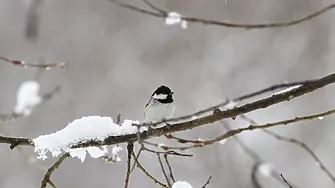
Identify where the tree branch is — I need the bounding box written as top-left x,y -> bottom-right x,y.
156,108 -> 335,150
41,153 -> 69,188
124,143 -> 134,188
240,114 -> 335,183
157,154 -> 171,187
131,152 -> 167,187
109,0 -> 335,29
164,154 -> 175,183
1,72 -> 335,150
281,174 -> 293,188
0,55 -> 66,69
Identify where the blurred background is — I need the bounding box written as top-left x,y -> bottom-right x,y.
0,0 -> 335,187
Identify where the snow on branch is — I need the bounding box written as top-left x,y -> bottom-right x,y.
33,116 -> 143,161
165,12 -> 188,29
14,81 -> 42,116
0,81 -> 60,122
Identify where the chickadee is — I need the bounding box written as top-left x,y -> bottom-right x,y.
144,85 -> 175,125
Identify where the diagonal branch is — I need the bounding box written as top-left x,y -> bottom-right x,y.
151,108 -> 335,150
240,114 -> 335,183
157,154 -> 171,187
41,153 -> 69,188
281,174 -> 293,188
109,0 -> 335,29
131,152 -> 167,187
1,72 -> 335,149
164,154 -> 175,183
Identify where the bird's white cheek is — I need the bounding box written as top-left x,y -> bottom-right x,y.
153,94 -> 168,100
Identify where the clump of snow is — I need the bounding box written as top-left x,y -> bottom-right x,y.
102,145 -> 123,163
14,81 -> 41,116
68,146 -> 108,162
165,12 -> 188,29
111,145 -> 122,162
33,116 -> 141,161
172,181 -> 193,188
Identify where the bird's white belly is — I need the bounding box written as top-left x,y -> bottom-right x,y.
144,101 -> 175,123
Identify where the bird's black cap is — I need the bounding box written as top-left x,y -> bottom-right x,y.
153,85 -> 173,96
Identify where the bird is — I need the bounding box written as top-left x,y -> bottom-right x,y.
144,85 -> 175,126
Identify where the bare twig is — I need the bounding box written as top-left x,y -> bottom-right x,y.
140,141 -> 193,156
109,0 -> 335,29
130,147 -> 143,172
164,154 -> 175,183
150,108 -> 335,150
0,55 -> 66,69
200,176 -> 212,188
41,153 -> 69,188
157,154 -> 171,187
124,143 -> 134,188
131,152 -> 167,187
48,180 -> 57,188
141,0 -> 167,15
223,122 -> 261,162
240,114 -> 335,183
281,174 -> 293,188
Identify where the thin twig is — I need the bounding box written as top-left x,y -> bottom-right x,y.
140,141 -> 193,156
240,114 -> 335,183
223,122 -> 261,161
41,153 -> 69,188
131,152 -> 167,187
109,0 -> 335,29
200,176 -> 212,188
281,174 -> 293,188
130,147 -> 143,172
152,108 -> 335,150
157,154 -> 172,187
48,180 -> 57,188
164,154 -> 175,183
141,0 -> 167,15
0,55 -> 66,69
124,143 -> 134,188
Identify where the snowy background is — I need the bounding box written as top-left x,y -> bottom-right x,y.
1,0 -> 335,187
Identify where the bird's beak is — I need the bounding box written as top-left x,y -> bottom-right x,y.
170,91 -> 174,95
